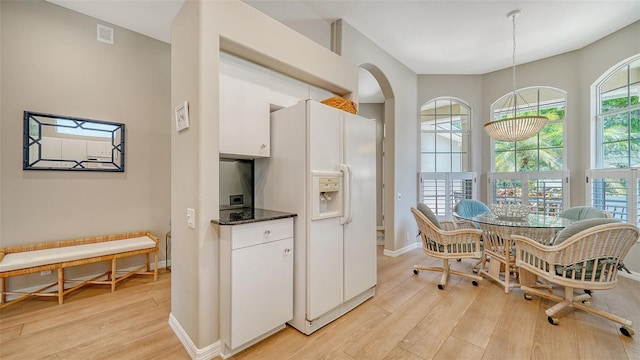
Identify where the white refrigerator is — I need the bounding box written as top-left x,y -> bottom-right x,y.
255,99 -> 377,335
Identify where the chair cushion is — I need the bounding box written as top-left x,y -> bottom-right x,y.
454,200 -> 490,217
0,236 -> 156,273
427,241 -> 479,254
553,218 -> 618,245
453,200 -> 489,229
555,259 -> 617,279
417,203 -> 441,229
559,206 -> 608,221
552,218 -> 620,279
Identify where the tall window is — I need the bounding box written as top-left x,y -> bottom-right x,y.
492,87 -> 566,172
595,55 -> 640,169
489,87 -> 568,215
420,97 -> 470,172
420,98 -> 475,217
590,54 -> 640,226
55,119 -> 113,138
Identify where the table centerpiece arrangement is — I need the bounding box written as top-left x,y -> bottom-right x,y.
490,203 -> 532,221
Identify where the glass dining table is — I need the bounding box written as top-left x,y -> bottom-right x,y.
453,211 -> 575,293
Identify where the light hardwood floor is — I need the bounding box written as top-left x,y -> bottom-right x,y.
1,246 -> 638,359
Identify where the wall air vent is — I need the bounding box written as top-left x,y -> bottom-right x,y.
97,24 -> 114,45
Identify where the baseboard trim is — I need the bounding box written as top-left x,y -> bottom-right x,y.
168,313 -> 221,360
618,270 -> 640,282
383,241 -> 418,257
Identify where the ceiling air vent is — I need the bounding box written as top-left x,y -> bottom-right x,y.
97,24 -> 114,45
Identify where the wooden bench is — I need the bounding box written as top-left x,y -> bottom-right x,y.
0,231 -> 159,309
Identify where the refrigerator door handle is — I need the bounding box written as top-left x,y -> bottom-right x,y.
339,164 -> 353,225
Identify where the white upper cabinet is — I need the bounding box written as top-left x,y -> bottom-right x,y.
86,140 -> 111,159
219,55 -> 271,159
218,52 -> 338,159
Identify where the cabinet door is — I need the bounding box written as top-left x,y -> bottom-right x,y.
219,67 -> 270,158
39,137 -> 61,167
231,237 -> 293,348
86,140 -> 110,158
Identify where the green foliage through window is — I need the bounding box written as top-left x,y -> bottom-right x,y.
493,88 -> 566,173
597,55 -> 640,169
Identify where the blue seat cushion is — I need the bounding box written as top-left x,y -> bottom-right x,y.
454,200 -> 490,218
453,200 -> 489,229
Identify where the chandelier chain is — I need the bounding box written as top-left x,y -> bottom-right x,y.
512,12 -> 517,115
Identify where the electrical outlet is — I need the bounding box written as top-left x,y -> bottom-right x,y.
406,232 -> 410,241
41,270 -> 51,276
187,208 -> 195,229
230,194 -> 244,206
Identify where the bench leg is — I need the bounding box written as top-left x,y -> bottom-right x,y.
154,250 -> 158,281
111,258 -> 117,292
1,277 -> 6,304
58,268 -> 64,305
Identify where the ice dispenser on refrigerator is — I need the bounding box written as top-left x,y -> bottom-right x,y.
311,172 -> 342,220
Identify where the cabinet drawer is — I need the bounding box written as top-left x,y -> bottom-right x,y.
231,218 -> 293,249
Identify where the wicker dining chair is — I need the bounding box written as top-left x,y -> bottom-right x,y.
411,206 -> 483,290
512,220 -> 639,337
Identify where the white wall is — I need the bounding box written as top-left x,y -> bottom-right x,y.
244,0 -> 332,50
0,0 -> 171,289
335,20 -> 419,253
359,103 -> 384,228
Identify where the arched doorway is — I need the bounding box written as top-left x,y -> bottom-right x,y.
358,64 -> 394,249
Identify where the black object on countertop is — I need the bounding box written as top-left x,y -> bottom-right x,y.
212,208 -> 296,225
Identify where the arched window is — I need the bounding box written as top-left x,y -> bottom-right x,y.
420,97 -> 470,172
595,55 -> 640,169
419,98 -> 475,218
491,87 -> 567,172
488,87 -> 568,216
587,54 -> 640,224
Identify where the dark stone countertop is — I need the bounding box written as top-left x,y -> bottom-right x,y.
211,208 -> 297,226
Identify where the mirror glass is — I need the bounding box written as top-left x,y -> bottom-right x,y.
23,111 -> 125,171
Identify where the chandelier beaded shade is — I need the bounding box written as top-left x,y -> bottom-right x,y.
484,10 -> 548,142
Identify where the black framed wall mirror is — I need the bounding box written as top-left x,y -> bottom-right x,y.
23,111 -> 125,172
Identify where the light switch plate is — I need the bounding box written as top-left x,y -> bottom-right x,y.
187,208 -> 195,229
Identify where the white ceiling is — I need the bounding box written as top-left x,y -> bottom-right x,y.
46,0 -> 639,103
252,0 -> 640,75
47,0 -> 640,76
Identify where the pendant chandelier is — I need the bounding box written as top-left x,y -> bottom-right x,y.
484,10 -> 548,142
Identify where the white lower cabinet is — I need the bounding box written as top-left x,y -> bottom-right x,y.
219,218 -> 294,355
